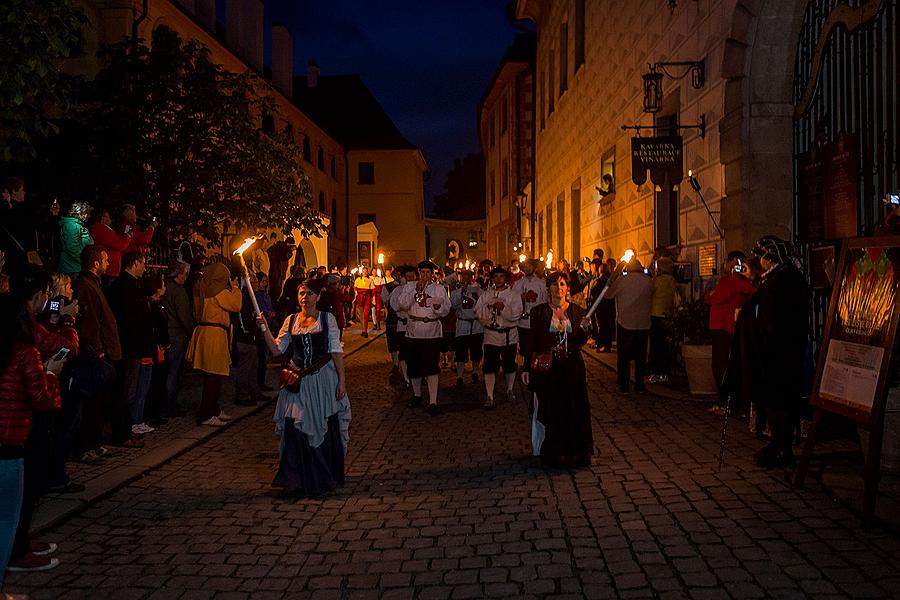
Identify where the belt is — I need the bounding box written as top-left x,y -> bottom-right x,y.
457,317 -> 476,323
485,325 -> 514,332
197,322 -> 228,331
409,315 -> 439,323
397,317 -> 408,325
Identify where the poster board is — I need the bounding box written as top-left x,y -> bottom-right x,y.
796,237 -> 900,519
811,237 -> 900,428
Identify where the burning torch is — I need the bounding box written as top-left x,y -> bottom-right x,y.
233,236 -> 263,325
584,249 -> 635,321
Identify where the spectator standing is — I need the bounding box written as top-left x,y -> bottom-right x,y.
647,257 -> 680,383
57,202 -> 93,278
706,251 -> 755,391
117,204 -> 156,260
161,262 -> 193,417
35,198 -> 61,271
267,235 -> 295,303
276,265 -> 305,325
187,262 -> 242,426
606,256 -> 653,393
106,251 -> 156,440
254,272 -> 276,390
232,272 -> 264,407
142,273 -> 170,425
72,246 -> 122,455
0,294 -> 65,579
87,208 -> 131,281
594,259 -> 618,351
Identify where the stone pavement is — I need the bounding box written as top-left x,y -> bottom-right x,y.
5,335 -> 900,599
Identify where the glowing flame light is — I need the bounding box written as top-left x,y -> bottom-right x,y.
546,250 -> 553,269
351,267 -> 359,275
620,249 -> 635,263
232,237 -> 258,256
519,254 -> 527,263
377,253 -> 385,264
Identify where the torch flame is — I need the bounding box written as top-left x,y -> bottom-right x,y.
377,252 -> 385,264
519,254 -> 526,263
351,267 -> 358,275
546,250 -> 553,269
620,249 -> 635,263
233,236 -> 258,256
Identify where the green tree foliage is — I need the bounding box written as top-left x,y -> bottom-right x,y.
42,26 -> 322,244
0,0 -> 86,161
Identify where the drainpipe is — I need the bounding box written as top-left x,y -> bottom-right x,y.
132,0 -> 149,53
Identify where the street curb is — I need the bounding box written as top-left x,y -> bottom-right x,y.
581,346 -> 706,404
33,330 -> 385,535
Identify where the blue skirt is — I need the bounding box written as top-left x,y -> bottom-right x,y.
273,414 -> 345,497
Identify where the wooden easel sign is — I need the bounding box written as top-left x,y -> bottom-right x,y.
794,236 -> 900,520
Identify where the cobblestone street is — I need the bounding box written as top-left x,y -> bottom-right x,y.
6,336 -> 900,599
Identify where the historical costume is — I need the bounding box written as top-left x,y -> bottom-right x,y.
450,271 -> 484,388
524,273 -> 592,467
474,267 -> 523,408
397,261 -> 450,414
511,259 -> 548,365
264,279 -> 351,497
353,269 -> 374,337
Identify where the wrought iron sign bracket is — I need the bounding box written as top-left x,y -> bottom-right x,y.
621,114 -> 706,139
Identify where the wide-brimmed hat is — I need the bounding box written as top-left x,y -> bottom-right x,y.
752,235 -> 793,264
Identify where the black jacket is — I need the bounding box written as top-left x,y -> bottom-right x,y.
106,272 -> 156,360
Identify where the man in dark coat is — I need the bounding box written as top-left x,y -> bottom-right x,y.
749,236 -> 810,468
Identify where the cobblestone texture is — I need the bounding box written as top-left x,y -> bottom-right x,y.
5,335 -> 900,599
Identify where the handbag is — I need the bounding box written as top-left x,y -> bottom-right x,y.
531,351 -> 554,372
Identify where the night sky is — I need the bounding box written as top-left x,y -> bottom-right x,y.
264,0 -> 523,213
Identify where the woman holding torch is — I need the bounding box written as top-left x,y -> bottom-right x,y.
522,271 -> 593,467
258,277 -> 351,498
353,266 -> 374,338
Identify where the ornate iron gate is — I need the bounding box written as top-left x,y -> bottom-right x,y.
793,0 -> 898,343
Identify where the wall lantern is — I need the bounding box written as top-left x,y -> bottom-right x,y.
641,61 -> 705,114
642,67 -> 664,113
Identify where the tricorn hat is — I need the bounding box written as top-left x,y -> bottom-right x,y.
417,260 -> 439,271
489,266 -> 510,280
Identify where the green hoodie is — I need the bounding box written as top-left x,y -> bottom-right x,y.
58,216 -> 92,274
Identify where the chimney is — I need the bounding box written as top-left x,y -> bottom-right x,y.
195,0 -> 215,31
244,0 -> 264,72
307,60 -> 320,88
271,23 -> 293,97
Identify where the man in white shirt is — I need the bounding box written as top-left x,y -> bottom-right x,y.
450,269 -> 483,389
511,258 -> 548,367
396,260 -> 450,415
475,267 -> 523,409
389,266 -> 417,389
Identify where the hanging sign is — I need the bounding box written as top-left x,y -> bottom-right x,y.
631,136 -> 683,186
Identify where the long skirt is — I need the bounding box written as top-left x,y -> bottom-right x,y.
272,362 -> 351,497
530,356 -> 593,466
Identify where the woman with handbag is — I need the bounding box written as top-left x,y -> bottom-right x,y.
259,277 -> 351,498
521,271 -> 593,468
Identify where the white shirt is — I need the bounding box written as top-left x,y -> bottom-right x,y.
389,282 -> 411,333
371,275 -> 386,287
397,280 -> 450,339
274,311 -> 342,354
511,275 -> 549,329
450,283 -> 484,337
474,286 -> 523,347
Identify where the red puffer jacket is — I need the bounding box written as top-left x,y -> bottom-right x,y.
0,343 -> 59,448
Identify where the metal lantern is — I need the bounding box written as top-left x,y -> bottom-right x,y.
642,66 -> 664,113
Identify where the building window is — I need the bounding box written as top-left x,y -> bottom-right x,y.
489,110 -> 496,148
599,147 -> 616,199
500,91 -> 509,134
548,50 -> 555,114
330,156 -> 336,179
302,136 -> 311,162
317,147 -> 325,171
331,198 -> 337,232
261,111 -> 274,134
318,192 -> 325,213
490,170 -> 496,206
501,159 -> 509,199
284,122 -> 294,140
546,203 -> 553,251
358,213 -> 376,225
559,22 -> 568,95
358,161 -> 375,185
654,113 -> 679,247
575,0 -> 585,69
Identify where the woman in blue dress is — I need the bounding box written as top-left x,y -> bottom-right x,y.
259,277 -> 351,497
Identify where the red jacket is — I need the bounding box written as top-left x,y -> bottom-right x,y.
0,343 -> 59,448
706,273 -> 756,334
88,223 -> 131,277
31,316 -> 79,402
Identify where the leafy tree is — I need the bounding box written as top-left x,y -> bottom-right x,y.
0,0 -> 86,161
40,26 -> 322,244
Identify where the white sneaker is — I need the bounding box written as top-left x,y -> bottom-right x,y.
217,411 -> 233,421
201,416 -> 227,427
137,423 -> 155,434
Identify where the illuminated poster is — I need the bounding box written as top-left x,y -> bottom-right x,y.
817,245 -> 900,415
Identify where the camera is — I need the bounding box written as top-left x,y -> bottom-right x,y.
734,258 -> 746,273
887,194 -> 900,206
49,299 -> 61,314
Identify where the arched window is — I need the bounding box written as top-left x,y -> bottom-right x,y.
331,198 -> 338,232
318,192 -> 325,213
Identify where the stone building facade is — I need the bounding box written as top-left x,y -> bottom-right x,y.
480,34 -> 536,267
515,0 -> 811,284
